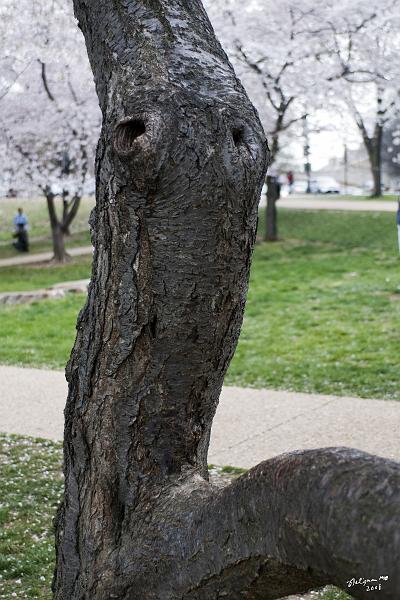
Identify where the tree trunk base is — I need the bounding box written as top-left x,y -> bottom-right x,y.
48,253 -> 71,265
53,448 -> 400,599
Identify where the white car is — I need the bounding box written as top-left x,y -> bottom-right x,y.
293,177 -> 341,194
309,177 -> 341,194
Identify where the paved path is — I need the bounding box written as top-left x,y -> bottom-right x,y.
277,196 -> 397,212
1,365 -> 399,467
0,245 -> 93,268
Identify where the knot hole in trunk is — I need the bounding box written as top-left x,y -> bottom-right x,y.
232,127 -> 245,147
114,118 -> 146,154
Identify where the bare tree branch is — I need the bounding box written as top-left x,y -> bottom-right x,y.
39,60 -> 55,102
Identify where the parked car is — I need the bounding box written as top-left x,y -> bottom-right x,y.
310,177 -> 341,194
293,177 -> 341,194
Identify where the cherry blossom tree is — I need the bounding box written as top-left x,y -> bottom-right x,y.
206,0 -> 324,165
0,0 -> 36,101
205,0 -> 327,240
309,0 -> 400,196
207,0 -> 400,200
383,120 -> 400,184
0,0 -> 100,260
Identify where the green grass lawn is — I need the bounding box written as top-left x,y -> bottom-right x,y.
0,209 -> 399,400
0,256 -> 92,293
292,193 -> 398,201
225,209 -> 400,399
0,433 -> 352,600
0,197 -> 94,259
0,434 -> 63,599
0,295 -> 85,369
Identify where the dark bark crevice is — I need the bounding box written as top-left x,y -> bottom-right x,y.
183,556 -> 323,600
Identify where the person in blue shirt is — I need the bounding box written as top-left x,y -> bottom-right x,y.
12,208 -> 29,252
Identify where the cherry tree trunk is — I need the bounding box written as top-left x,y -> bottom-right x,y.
362,124 -> 383,198
265,175 -> 279,242
53,1 -> 400,599
46,190 -> 81,262
46,193 -> 68,262
51,225 -> 67,262
369,133 -> 383,197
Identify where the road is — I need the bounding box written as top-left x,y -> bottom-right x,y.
261,194 -> 398,212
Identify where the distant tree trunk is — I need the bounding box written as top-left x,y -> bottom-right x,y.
264,102 -> 293,243
53,1 -> 400,599
265,175 -> 279,242
45,187 -> 81,262
270,130 -> 280,163
356,115 -> 383,198
51,223 -> 67,262
367,123 -> 383,197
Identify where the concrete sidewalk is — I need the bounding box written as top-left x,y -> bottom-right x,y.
1,365 -> 399,467
276,196 -> 397,212
0,245 -> 93,268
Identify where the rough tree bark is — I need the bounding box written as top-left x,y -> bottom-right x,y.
53,1 -> 400,599
44,186 -> 81,262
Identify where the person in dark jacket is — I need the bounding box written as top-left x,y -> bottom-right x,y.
12,208 -> 29,252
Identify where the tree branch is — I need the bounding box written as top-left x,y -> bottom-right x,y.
39,61 -> 55,102
45,187 -> 59,228
0,59 -> 32,102
62,194 -> 81,231
181,448 -> 400,599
